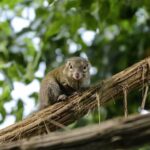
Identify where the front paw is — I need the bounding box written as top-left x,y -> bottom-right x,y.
72,91 -> 83,96
57,94 -> 67,101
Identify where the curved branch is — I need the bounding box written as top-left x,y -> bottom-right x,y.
1,114 -> 150,149
0,57 -> 150,143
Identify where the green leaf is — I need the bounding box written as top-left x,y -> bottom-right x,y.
46,20 -> 62,37
16,100 -> 23,121
0,84 -> 11,102
0,0 -> 23,8
11,99 -> 23,122
0,104 -> 6,124
29,92 -> 38,104
65,0 -> 80,10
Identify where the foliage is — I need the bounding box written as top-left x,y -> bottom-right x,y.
0,0 -> 150,130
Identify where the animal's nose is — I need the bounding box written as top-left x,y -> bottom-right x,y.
75,73 -> 80,79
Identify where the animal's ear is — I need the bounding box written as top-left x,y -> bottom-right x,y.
65,57 -> 72,63
65,59 -> 71,67
82,58 -> 91,68
65,57 -> 77,66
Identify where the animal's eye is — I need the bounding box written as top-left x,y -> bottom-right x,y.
69,64 -> 73,69
83,66 -> 87,70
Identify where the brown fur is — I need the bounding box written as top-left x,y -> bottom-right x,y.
39,57 -> 90,109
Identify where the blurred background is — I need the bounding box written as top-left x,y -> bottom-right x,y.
0,0 -> 150,130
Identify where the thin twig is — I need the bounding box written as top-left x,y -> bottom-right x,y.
43,121 -> 50,134
96,91 -> 101,124
141,84 -> 149,110
47,119 -> 70,131
122,85 -> 128,118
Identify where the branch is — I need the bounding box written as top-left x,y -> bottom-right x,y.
0,57 -> 150,143
1,113 -> 150,150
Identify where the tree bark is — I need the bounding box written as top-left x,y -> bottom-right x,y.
0,57 -> 149,143
1,113 -> 150,150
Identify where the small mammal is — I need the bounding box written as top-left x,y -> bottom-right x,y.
39,57 -> 91,109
